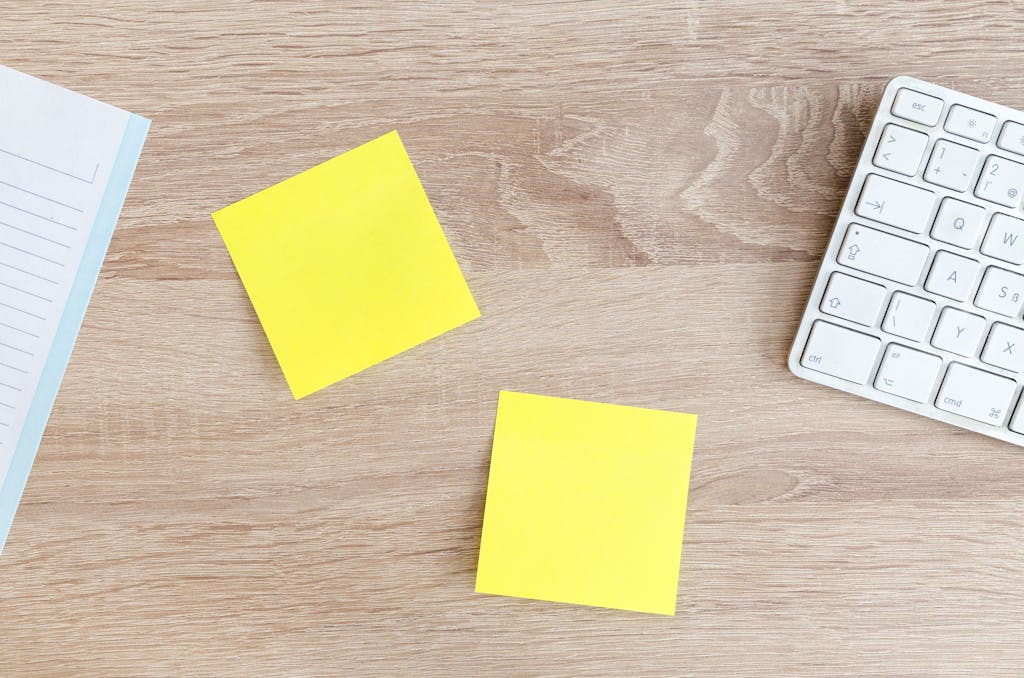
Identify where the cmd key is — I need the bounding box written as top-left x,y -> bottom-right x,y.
935,363 -> 1017,426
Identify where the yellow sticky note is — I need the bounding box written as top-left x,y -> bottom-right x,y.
212,131 -> 479,398
476,391 -> 697,616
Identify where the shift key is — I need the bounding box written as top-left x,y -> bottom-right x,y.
838,223 -> 930,285
856,173 -> 936,233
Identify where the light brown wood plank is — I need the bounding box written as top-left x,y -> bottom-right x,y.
2,1 -> 1023,675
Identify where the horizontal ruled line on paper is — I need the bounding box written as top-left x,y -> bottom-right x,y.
0,340 -> 34,356
0,147 -> 97,184
0,321 -> 39,339
0,199 -> 77,231
0,241 -> 64,266
0,219 -> 70,248
0,179 -> 83,213
0,280 -> 51,303
0,341 -> 34,356
0,300 -> 45,321
0,259 -> 60,285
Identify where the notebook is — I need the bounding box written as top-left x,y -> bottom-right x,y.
0,65 -> 149,551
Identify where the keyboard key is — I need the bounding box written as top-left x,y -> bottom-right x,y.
931,307 -> 986,357
800,320 -> 880,384
935,362 -> 1016,425
891,88 -> 943,126
820,272 -> 886,326
873,124 -> 928,176
874,344 -> 942,402
944,104 -> 996,143
996,120 -> 1024,156
974,266 -> 1024,317
855,174 -> 935,233
975,154 -> 1024,207
981,323 -> 1024,372
838,223 -> 929,285
882,292 -> 935,342
924,251 -> 979,301
930,197 -> 985,249
923,140 -> 979,192
980,213 -> 1024,265
1008,394 -> 1024,434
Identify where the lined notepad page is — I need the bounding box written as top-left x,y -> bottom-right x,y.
0,65 -> 149,549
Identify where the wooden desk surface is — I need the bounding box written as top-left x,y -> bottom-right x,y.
3,2 -> 1023,675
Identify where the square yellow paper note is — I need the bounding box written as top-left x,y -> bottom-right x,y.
212,131 -> 479,398
476,391 -> 698,616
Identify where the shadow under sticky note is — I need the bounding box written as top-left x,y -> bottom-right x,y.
476,391 -> 698,616
212,131 -> 479,399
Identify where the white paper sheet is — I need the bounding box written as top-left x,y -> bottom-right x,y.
0,65 -> 149,549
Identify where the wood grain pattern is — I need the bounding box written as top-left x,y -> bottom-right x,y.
2,1 -> 1024,675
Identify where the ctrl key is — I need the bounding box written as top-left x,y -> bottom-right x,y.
800,320 -> 880,384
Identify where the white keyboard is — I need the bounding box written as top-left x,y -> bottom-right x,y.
789,76 -> 1024,447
